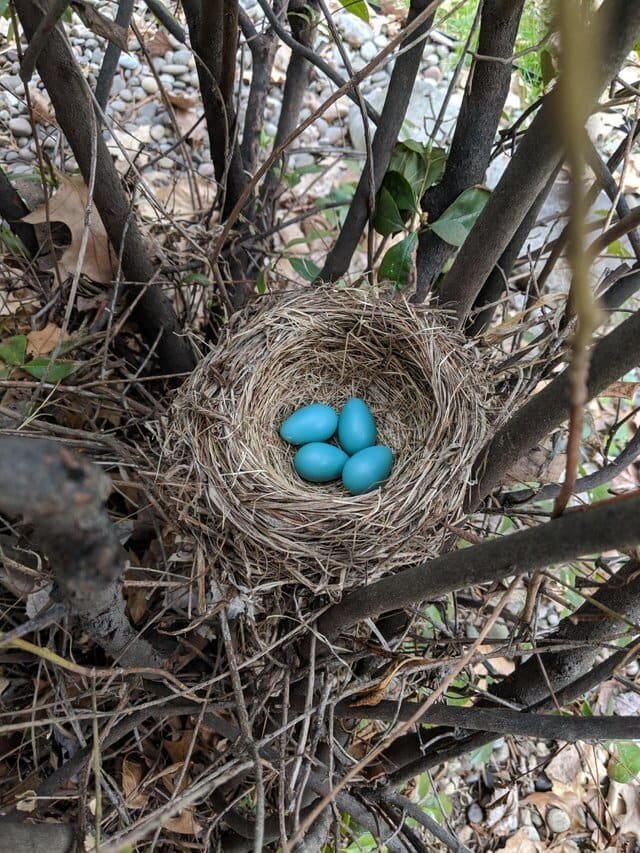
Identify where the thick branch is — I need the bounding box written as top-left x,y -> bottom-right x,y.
0,166 -> 40,257
471,306 -> 640,505
437,0 -> 640,324
95,0 -> 135,112
183,0 -> 248,219
319,0 -> 435,282
414,0 -> 525,302
14,0 -> 195,374
318,492 -> 640,641
383,559 -> 640,782
0,437 -> 162,666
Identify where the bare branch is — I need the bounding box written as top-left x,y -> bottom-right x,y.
319,0 -> 437,282
318,492 -> 640,641
437,0 -> 640,325
415,0 -> 525,302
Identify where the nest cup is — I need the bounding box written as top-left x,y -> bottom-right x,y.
161,288 -> 491,608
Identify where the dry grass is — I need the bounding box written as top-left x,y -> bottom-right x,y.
158,287 -> 492,635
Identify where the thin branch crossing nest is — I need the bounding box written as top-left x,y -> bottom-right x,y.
160,288 -> 491,617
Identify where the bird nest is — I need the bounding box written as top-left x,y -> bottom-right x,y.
159,288 -> 491,617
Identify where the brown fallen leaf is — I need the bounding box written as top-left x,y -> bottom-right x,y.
26,322 -> 70,357
167,91 -> 196,111
350,656 -> 423,707
122,756 -> 147,808
22,175 -> 115,284
164,809 -> 201,836
28,89 -> 56,127
603,381 -> 640,399
147,29 -> 172,57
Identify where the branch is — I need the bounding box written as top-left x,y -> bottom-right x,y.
317,492 -> 640,641
182,0 -> 248,219
471,305 -> 640,506
437,0 -> 640,325
254,0 -> 380,122
14,0 -> 195,375
0,437 -> 162,667
375,791 -> 470,853
239,6 -> 281,174
0,822 -> 73,853
383,558 -> 640,783
0,166 -> 40,257
334,701 -> 640,741
319,0 -> 436,283
414,0 -> 525,302
504,425 -> 640,504
18,0 -> 67,83
95,0 -> 134,112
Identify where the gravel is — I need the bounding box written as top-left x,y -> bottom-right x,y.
546,807 -> 571,834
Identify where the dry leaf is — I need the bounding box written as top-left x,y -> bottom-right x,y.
137,176 -> 216,220
126,586 -> 148,624
147,29 -> 172,57
350,656 -> 423,707
122,756 -> 147,808
164,809 -> 201,835
163,733 -> 194,764
167,92 -> 196,111
503,828 -> 543,853
603,381 -> 640,399
26,322 -> 70,357
22,175 -> 115,284
28,89 -> 56,127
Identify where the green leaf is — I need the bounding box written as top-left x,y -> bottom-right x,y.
378,232 -> 418,289
256,268 -> 267,295
374,186 -> 407,236
469,741 -> 496,767
182,272 -> 210,286
284,162 -> 325,189
0,335 -> 27,366
0,0 -> 10,15
540,49 -> 556,88
338,0 -> 369,21
607,239 -> 632,258
609,743 -> 640,783
430,186 -> 491,246
390,141 -> 446,196
289,257 -> 321,282
381,171 -> 417,213
22,358 -> 79,382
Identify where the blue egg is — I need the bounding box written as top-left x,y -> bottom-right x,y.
338,398 -> 377,455
342,445 -> 393,495
294,442 -> 349,483
280,403 -> 338,445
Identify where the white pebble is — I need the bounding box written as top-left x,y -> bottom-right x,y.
9,117 -> 32,138
141,77 -> 159,94
150,124 -> 165,141
547,808 -> 571,834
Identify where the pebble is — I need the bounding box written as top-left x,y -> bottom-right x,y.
163,64 -> 190,77
547,609 -> 559,626
19,148 -> 35,162
9,117 -> 32,137
467,802 -> 483,823
172,49 -> 192,65
119,89 -> 132,102
111,99 -> 127,113
5,150 -> 19,162
158,157 -> 174,169
466,624 -> 480,639
487,621 -> 510,640
360,41 -> 377,62
150,124 -> 165,141
547,808 -> 571,834
118,54 -> 139,71
424,66 -> 442,83
198,162 -> 214,177
141,77 -> 159,94
626,657 -> 639,676
337,14 -> 372,48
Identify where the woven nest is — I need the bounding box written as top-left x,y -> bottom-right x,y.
160,288 -> 491,612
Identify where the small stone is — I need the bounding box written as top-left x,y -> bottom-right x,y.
173,49 -> 192,65
141,76 -> 159,94
534,771 -> 553,792
158,157 -> 174,169
626,658 -> 639,676
42,134 -> 57,150
4,150 -> 19,162
111,77 -> 126,95
547,808 -> 571,834
487,621 -> 510,640
118,54 -> 139,71
150,124 -> 165,141
163,64 -> 189,77
110,99 -> 127,112
323,126 -> 344,146
465,624 -> 480,639
547,609 -> 559,626
436,44 -> 450,58
90,48 -> 102,65
138,103 -> 157,121
360,40 -> 377,62
467,803 -> 483,824
264,121 -> 277,137
337,13 -> 371,48
424,66 -> 442,83
9,117 -> 32,138
198,161 -> 214,177
152,57 -> 166,71
132,87 -> 145,101
425,52 -> 439,66
128,76 -> 140,87
159,74 -> 174,85
18,147 -> 35,162
119,88 -> 132,102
